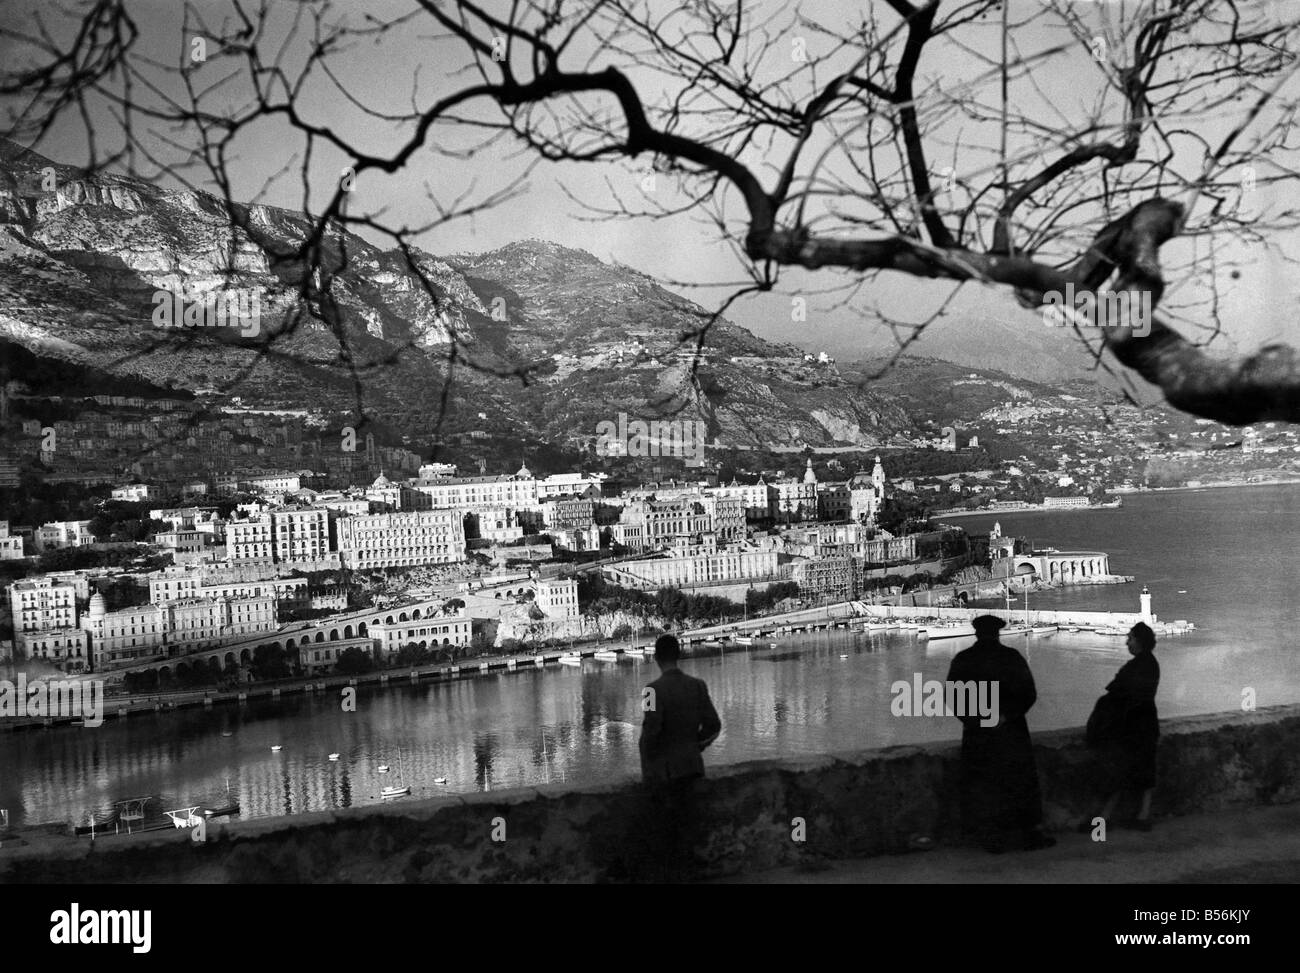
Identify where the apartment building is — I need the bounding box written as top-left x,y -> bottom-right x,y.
9,577 -> 79,633
16,628 -> 90,674
82,591 -> 277,669
271,508 -> 333,563
369,609 -> 472,661
335,509 -> 466,570
227,517 -> 274,562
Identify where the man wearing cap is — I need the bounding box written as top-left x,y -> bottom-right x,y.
946,614 -> 1055,853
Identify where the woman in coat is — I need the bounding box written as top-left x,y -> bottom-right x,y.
1086,621 -> 1160,831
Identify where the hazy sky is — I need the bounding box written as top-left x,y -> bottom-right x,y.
3,0 -> 1297,376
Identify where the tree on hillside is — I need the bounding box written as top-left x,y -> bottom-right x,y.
2,1 -> 1298,426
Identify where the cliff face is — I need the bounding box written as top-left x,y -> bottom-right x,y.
0,138 -> 910,448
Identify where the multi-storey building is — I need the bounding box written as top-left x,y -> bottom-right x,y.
271,508 -> 333,563
240,472 -> 302,494
536,472 -> 606,500
539,497 -> 596,532
606,548 -> 779,589
369,609 -> 472,661
16,628 -> 91,674
9,577 -> 78,633
715,479 -> 774,523
403,465 -> 539,511
472,507 -> 524,544
148,569 -> 308,615
35,520 -> 95,551
0,520 -> 24,560
82,592 -> 277,670
227,517 -> 274,562
335,509 -> 466,570
700,494 -> 745,543
771,476 -> 818,524
533,577 -> 579,619
847,457 -> 888,525
618,497 -> 712,548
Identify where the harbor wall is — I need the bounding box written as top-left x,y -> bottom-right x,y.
5,704 -> 1298,884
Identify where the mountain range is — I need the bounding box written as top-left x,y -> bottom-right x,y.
0,138 -> 1084,453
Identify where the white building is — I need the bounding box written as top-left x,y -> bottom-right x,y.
9,577 -> 79,633
241,472 -> 302,494
533,577 -> 579,619
82,592 -> 277,670
403,465 -> 540,512
369,609 -> 472,661
271,508 -> 333,563
335,509 -> 466,570
111,483 -> 160,502
606,548 -> 779,589
16,628 -> 90,674
227,517 -> 274,562
35,520 -> 96,551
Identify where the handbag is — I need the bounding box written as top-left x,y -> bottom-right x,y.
1085,692 -> 1125,748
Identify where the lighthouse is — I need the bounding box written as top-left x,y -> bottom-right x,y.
1139,585 -> 1153,624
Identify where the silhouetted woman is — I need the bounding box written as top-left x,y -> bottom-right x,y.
1089,622 -> 1160,831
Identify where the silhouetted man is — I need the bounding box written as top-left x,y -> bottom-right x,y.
946,615 -> 1055,853
637,633 -> 721,881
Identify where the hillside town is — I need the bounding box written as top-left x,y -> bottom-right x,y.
0,453 -> 1004,681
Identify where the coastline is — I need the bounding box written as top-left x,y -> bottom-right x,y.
929,477 -> 1300,519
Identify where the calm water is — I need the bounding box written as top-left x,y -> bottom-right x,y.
2,484 -> 1297,829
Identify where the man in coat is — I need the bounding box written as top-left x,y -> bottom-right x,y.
636,634 -> 721,880
946,615 -> 1056,853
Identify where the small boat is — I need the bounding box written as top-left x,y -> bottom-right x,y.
1066,626 -> 1080,633
378,765 -> 391,774
1029,625 -> 1058,635
204,804 -> 240,819
221,731 -> 233,738
558,654 -> 582,666
382,750 -> 411,798
434,777 -> 448,785
702,639 -> 724,649
839,654 -> 848,660
164,806 -> 204,829
271,745 -> 282,752
1177,589 -> 1187,594
735,636 -> 757,646
593,649 -> 620,661
920,626 -> 974,641
328,753 -> 340,761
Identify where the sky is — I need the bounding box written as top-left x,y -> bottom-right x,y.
2,0 -> 1297,377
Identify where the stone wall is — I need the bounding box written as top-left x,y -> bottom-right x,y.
4,705 -> 1298,884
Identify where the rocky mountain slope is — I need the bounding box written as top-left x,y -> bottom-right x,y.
0,138 -> 913,451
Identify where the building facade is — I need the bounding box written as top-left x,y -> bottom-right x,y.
335,509 -> 466,570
